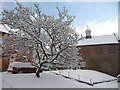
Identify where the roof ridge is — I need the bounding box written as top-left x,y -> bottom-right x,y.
92,34 -> 115,37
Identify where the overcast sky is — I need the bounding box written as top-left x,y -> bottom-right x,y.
1,0 -> 118,36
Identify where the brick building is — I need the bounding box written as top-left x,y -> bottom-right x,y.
0,24 -> 9,71
0,24 -> 33,71
77,28 -> 120,77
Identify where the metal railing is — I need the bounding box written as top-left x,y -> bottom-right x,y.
54,70 -> 93,85
52,70 -> 117,86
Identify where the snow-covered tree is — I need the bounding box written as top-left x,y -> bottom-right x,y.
1,2 -> 80,78
2,29 -> 33,62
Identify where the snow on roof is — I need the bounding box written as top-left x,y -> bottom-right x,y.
77,34 -> 119,46
0,24 -> 9,34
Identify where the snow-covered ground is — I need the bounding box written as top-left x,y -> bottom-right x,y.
1,71 -> 92,88
0,69 -> 119,89
118,83 -> 120,90
0,72 -> 1,89
53,70 -> 117,83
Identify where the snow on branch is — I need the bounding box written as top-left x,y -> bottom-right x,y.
2,2 -> 81,78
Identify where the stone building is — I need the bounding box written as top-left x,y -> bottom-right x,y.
77,28 -> 120,77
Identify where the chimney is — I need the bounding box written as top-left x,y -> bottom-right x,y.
85,25 -> 92,39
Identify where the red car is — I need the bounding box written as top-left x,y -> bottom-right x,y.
7,62 -> 37,74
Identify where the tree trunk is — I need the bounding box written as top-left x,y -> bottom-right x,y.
36,68 -> 41,78
36,67 -> 44,78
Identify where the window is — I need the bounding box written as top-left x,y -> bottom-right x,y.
80,57 -> 87,61
80,62 -> 86,67
10,54 -> 16,63
108,46 -> 116,54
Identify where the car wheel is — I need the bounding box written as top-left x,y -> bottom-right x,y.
19,70 -> 23,74
12,72 -> 17,74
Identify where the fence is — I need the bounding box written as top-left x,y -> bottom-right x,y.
52,70 -> 117,86
53,70 -> 93,85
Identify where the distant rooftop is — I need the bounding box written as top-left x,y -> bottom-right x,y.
77,34 -> 119,46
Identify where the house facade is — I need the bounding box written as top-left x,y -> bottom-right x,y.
0,24 -> 33,71
0,24 -> 10,71
77,28 -> 120,77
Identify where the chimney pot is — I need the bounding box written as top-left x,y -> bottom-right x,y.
85,25 -> 92,39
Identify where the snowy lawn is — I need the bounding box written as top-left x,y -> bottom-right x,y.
52,69 -> 117,83
118,83 -> 120,89
1,71 -> 92,88
52,69 -> 118,88
0,69 -> 119,88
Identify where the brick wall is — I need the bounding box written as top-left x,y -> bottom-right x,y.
78,44 -> 119,77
